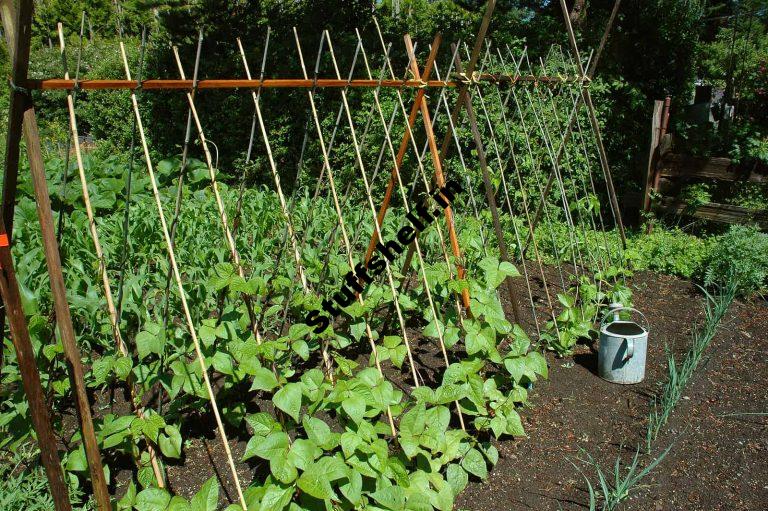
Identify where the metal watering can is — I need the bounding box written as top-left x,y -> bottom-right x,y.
598,304 -> 650,384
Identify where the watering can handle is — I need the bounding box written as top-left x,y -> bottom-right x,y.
599,306 -> 650,334
625,338 -> 634,360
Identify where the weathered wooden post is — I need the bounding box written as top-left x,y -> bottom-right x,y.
0,1 -> 111,509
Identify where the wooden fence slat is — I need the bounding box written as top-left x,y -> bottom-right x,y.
658,199 -> 768,229
658,153 -> 767,183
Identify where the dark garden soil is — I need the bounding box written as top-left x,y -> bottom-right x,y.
95,268 -> 767,510
456,269 -> 768,511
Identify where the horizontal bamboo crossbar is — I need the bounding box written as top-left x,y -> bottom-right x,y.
24,74 -> 582,91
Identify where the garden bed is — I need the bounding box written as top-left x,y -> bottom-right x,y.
456,271 -> 767,510
86,268 -> 767,509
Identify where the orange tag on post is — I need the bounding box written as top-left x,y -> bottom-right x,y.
0,234 -> 8,247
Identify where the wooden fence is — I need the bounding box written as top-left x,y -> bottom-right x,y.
643,98 -> 767,230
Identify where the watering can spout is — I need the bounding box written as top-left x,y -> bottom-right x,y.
609,302 -> 623,322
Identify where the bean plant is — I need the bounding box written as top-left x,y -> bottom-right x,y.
2,151 -> 550,510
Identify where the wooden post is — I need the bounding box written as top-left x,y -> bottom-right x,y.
645,96 -> 671,233
0,2 -> 111,509
559,0 -> 627,248
0,0 -> 27,239
0,225 -> 72,511
523,0 -> 622,255
25,95 -> 113,511
0,0 -> 32,340
642,100 -> 664,214
0,234 -> 71,511
453,48 -> 523,324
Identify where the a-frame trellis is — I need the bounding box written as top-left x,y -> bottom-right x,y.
0,0 -> 625,509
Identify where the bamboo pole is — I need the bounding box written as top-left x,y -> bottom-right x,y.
538,47 -> 610,277
171,45 -> 275,353
58,24 -> 165,487
452,46 -> 524,325
235,39 -> 309,293
493,47 -> 567,323
561,2 -> 626,247
115,23 -> 145,319
119,43 -> 249,511
232,27 -> 270,241
58,23 -> 125,371
235,37 -> 334,379
24,67 -> 113,511
521,54 -> 585,282
160,30 -> 202,336
489,58 -> 560,340
315,28 -> 421,387
362,30 -> 465,430
501,46 -> 569,292
292,29 -> 397,432
523,0 -> 623,253
469,46 -> 540,334
24,76 -> 571,91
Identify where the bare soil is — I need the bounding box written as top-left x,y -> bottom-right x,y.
456,270 -> 768,511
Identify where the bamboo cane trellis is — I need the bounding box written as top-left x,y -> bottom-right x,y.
0,0 -> 627,509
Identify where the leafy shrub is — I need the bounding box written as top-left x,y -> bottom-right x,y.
0,447 -> 92,511
626,228 -> 708,279
700,225 -> 768,296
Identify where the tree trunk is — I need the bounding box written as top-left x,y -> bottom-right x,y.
570,0 -> 587,27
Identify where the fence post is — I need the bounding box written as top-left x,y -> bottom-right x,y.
0,1 -> 111,509
643,100 -> 665,215
645,96 -> 671,233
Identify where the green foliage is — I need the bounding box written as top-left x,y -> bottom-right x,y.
6,3 -> 764,507
0,447 -> 92,510
29,36 -> 146,152
626,228 -> 708,279
576,444 -> 673,511
699,225 -> 768,296
1,140 -> 553,510
678,183 -> 713,213
0,448 -> 56,511
540,268 -> 633,357
646,279 -> 735,449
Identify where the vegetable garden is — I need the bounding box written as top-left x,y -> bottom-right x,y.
1,1 -> 766,510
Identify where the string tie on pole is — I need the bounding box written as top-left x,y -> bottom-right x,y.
456,71 -> 481,86
8,78 -> 29,96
